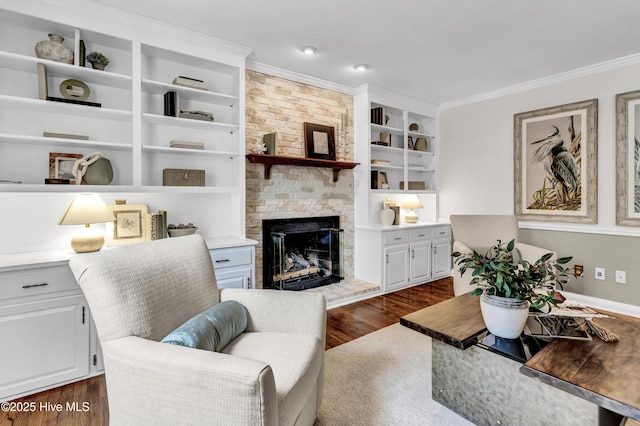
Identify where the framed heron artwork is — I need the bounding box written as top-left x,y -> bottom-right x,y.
615,90 -> 640,226
514,99 -> 598,223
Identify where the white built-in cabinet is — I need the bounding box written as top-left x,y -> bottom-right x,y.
356,224 -> 451,293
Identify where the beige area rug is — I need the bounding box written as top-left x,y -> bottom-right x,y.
314,324 -> 474,426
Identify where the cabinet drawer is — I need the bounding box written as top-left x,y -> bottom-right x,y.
409,228 -> 432,241
383,231 -> 409,245
0,265 -> 78,301
210,247 -> 252,270
432,226 -> 452,239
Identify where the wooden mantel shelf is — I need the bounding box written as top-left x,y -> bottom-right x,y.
246,154 -> 359,182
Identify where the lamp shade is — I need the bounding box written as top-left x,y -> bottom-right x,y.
58,193 -> 113,225
400,194 -> 423,210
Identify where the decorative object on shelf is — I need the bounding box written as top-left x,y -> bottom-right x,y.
106,201 -> 149,246
49,152 -> 82,183
400,194 -> 423,223
179,110 -> 214,121
79,40 -> 86,67
304,122 -> 336,160
371,170 -> 389,190
46,95 -> 101,107
58,193 -> 113,253
172,75 -> 208,90
86,51 -> 109,70
72,152 -> 113,185
167,223 -> 198,237
146,210 -> 168,240
371,159 -> 391,165
163,168 -> 205,186
380,198 -> 396,226
43,129 -> 89,140
35,33 -> 74,64
249,140 -> 267,154
164,91 -> 180,117
407,136 -> 414,150
379,132 -> 391,145
399,181 -> 426,190
169,140 -> 204,150
452,239 -> 574,339
414,137 -> 428,152
409,123 -> 419,131
59,79 -> 90,101
514,98 -> 597,224
371,106 -> 385,125
37,63 -> 47,100
263,132 -> 277,154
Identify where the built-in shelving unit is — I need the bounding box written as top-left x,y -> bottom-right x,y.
0,5 -> 252,250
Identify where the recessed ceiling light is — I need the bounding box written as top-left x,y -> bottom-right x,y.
302,46 -> 317,55
354,64 -> 370,71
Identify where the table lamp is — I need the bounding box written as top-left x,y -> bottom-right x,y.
400,194 -> 423,223
58,193 -> 113,253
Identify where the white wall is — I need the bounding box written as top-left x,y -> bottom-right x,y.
438,61 -> 640,305
439,61 -> 640,232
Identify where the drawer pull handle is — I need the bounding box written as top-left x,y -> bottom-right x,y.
439,232 -> 446,235
418,234 -> 426,237
394,237 -> 402,240
215,259 -> 231,263
22,283 -> 49,289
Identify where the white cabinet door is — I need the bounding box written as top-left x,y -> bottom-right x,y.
384,245 -> 409,292
410,241 -> 432,285
216,266 -> 251,289
433,239 -> 452,279
0,294 -> 89,400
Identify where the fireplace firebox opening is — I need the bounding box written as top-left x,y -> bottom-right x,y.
262,216 -> 344,291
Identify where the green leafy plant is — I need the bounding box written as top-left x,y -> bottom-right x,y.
86,51 -> 109,65
452,239 -> 573,311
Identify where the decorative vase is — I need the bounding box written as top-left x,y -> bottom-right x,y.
380,205 -> 395,226
35,33 -> 74,64
480,293 -> 529,339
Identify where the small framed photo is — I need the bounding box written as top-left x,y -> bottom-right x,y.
407,136 -> 415,150
105,203 -> 148,246
49,152 -> 82,183
304,122 -> 336,160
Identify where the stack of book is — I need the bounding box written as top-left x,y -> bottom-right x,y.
170,140 -> 205,150
172,76 -> 208,91
164,91 -> 180,117
146,210 -> 168,241
371,106 -> 386,125
43,130 -> 89,140
179,110 -> 214,122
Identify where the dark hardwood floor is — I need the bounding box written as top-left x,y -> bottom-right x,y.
1,278 -> 454,426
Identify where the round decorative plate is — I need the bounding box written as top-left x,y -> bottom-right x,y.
59,79 -> 90,100
409,123 -> 419,131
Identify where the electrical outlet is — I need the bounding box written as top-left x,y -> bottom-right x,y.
595,267 -> 605,281
616,270 -> 626,284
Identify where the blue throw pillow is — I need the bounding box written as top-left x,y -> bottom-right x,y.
161,300 -> 248,352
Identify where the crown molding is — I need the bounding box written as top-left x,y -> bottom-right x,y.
246,60 -> 355,96
440,52 -> 640,110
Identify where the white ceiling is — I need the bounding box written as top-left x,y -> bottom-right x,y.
93,0 -> 640,104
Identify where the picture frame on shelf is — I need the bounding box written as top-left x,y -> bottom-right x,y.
304,122 -> 336,160
49,152 -> 82,183
371,170 -> 389,190
407,136 -> 415,150
105,203 -> 149,247
615,89 -> 640,226
514,98 -> 598,223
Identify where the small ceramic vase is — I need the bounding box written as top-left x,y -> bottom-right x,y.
35,33 -> 74,64
380,206 -> 395,226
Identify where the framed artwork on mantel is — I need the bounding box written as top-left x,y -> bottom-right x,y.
304,122 -> 336,160
514,99 -> 598,224
615,90 -> 640,226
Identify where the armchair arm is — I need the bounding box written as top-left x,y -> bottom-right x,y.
102,336 -> 277,426
220,289 -> 326,346
452,240 -> 473,255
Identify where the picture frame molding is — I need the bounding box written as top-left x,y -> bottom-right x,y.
304,122 -> 336,160
513,98 -> 598,223
49,152 -> 82,183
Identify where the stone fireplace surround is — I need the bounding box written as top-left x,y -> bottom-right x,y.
245,70 -> 357,290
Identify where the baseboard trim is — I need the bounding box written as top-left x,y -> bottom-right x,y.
562,291 -> 640,318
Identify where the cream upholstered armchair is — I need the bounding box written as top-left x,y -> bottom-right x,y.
69,234 -> 326,426
450,215 -> 557,296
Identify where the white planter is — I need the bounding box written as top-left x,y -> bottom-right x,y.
480,293 -> 529,339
